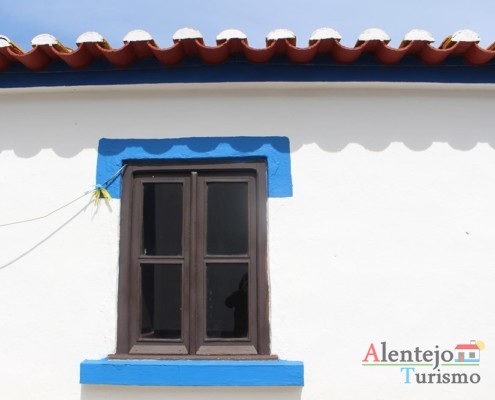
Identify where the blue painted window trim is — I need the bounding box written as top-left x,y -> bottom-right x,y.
80,359 -> 304,386
96,136 -> 292,198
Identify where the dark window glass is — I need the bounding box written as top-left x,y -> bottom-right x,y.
206,182 -> 248,255
206,263 -> 248,338
141,264 -> 182,339
143,183 -> 183,256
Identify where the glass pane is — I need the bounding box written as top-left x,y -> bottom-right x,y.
206,263 -> 248,338
141,264 -> 182,339
206,182 -> 248,255
143,183 -> 183,256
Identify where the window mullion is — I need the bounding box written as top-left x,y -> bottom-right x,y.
188,171 -> 199,355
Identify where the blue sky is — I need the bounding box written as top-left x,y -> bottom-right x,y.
1,0 -> 495,49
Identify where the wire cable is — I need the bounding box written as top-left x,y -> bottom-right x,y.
0,164 -> 126,228
0,192 -> 91,228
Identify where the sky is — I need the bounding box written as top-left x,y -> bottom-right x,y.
1,0 -> 495,50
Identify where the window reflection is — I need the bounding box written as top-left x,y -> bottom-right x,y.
206,264 -> 248,338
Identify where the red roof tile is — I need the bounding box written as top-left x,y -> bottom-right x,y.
0,28 -> 494,71
455,344 -> 479,350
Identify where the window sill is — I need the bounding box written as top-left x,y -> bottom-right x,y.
80,358 -> 303,386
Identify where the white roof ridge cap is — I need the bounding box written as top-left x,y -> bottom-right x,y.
266,28 -> 296,41
310,27 -> 342,41
123,29 -> 153,42
216,29 -> 247,41
76,32 -> 105,44
451,29 -> 480,43
173,27 -> 203,40
31,33 -> 58,46
0,35 -> 11,48
403,29 -> 435,43
358,28 -> 391,42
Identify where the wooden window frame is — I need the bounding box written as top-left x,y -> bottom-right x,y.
114,160 -> 271,359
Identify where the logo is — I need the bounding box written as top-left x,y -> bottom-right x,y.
362,340 -> 485,384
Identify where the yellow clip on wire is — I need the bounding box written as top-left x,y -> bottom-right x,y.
92,184 -> 112,204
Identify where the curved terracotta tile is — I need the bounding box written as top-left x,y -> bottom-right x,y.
374,42 -> 410,64
0,46 -> 18,61
286,41 -> 319,63
127,41 -> 155,59
1,31 -> 495,71
148,41 -> 185,66
178,39 -> 203,57
464,45 -> 495,65
97,42 -> 137,67
416,45 -> 453,64
311,38 -> 340,55
197,40 -> 231,64
0,53 -> 11,70
7,46 -> 52,70
76,42 -> 108,59
448,41 -> 477,56
51,44 -> 94,69
241,41 -> 277,64
330,42 -> 365,64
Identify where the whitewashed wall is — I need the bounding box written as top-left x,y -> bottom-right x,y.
0,82 -> 494,400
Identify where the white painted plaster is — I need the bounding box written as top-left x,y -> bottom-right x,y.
1,82 -> 495,400
82,386 -> 302,400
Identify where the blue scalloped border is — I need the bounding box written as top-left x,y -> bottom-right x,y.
96,136 -> 293,198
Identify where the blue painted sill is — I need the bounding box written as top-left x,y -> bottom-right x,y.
80,359 -> 304,386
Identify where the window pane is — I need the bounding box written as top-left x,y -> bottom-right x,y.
141,264 -> 182,339
143,183 -> 183,256
206,182 -> 248,255
206,263 -> 248,338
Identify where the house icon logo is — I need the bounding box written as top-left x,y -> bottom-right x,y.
454,340 -> 484,363
362,340 -> 485,384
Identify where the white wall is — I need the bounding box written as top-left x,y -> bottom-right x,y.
0,82 -> 494,400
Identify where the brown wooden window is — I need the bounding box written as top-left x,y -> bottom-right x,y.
115,160 -> 270,358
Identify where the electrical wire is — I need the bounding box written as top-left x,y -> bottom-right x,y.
0,164 -> 126,228
0,192 -> 91,228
